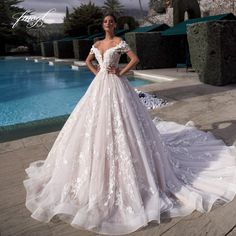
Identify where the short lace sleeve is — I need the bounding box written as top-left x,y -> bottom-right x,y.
89,45 -> 95,55
119,40 -> 131,54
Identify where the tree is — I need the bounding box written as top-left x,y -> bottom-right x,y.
117,16 -> 138,30
139,0 -> 146,17
64,2 -> 103,36
102,0 -> 125,17
65,6 -> 69,19
0,0 -> 28,55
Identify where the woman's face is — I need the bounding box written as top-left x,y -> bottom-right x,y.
102,15 -> 116,32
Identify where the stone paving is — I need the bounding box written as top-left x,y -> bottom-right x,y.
1,68 -> 236,236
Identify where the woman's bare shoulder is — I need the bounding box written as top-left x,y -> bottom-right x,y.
115,37 -> 123,44
94,40 -> 102,47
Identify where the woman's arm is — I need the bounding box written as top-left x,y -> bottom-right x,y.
85,53 -> 99,75
119,50 -> 139,76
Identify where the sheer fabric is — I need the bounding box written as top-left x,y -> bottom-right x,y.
23,40 -> 236,235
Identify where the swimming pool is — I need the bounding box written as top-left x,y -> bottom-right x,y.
0,57 -> 152,127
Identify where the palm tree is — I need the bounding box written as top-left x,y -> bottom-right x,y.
102,0 -> 124,17
138,0 -> 145,17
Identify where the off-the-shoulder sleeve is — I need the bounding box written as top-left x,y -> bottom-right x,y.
119,40 -> 131,54
89,45 -> 95,55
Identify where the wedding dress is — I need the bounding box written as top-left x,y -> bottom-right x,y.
23,40 -> 236,235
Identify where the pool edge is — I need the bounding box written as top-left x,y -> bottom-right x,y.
0,115 -> 69,143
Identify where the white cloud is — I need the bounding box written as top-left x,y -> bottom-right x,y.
19,0 -> 149,23
40,12 -> 65,24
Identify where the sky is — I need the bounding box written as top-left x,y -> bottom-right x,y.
19,0 -> 150,24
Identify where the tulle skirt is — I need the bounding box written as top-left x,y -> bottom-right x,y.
23,71 -> 236,235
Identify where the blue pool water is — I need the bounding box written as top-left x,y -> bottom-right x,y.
0,57 -> 152,126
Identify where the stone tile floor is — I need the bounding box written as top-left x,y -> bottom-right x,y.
1,69 -> 236,236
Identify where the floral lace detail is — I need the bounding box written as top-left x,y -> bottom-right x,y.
89,40 -> 131,71
23,37 -> 236,235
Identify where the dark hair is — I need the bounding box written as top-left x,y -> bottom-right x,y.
102,12 -> 117,23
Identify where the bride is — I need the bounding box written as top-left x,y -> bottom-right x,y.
23,13 -> 236,235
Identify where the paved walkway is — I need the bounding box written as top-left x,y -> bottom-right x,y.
1,68 -> 236,236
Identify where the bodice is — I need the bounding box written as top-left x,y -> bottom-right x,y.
89,40 -> 131,72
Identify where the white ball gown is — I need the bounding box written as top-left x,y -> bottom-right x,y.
23,40 -> 236,235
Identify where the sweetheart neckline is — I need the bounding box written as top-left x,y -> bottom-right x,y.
92,40 -> 123,60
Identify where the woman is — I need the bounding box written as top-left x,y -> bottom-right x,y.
23,13 -> 236,235
85,15 -> 139,77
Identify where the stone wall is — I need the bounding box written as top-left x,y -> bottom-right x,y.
0,42 -> 6,56
187,20 -> 236,85
73,39 -> 93,60
125,32 -> 185,69
40,42 -> 54,57
53,40 -> 74,58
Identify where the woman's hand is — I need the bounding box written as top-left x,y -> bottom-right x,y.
107,66 -> 121,76
105,48 -> 140,77
95,64 -> 100,75
114,50 -> 139,76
